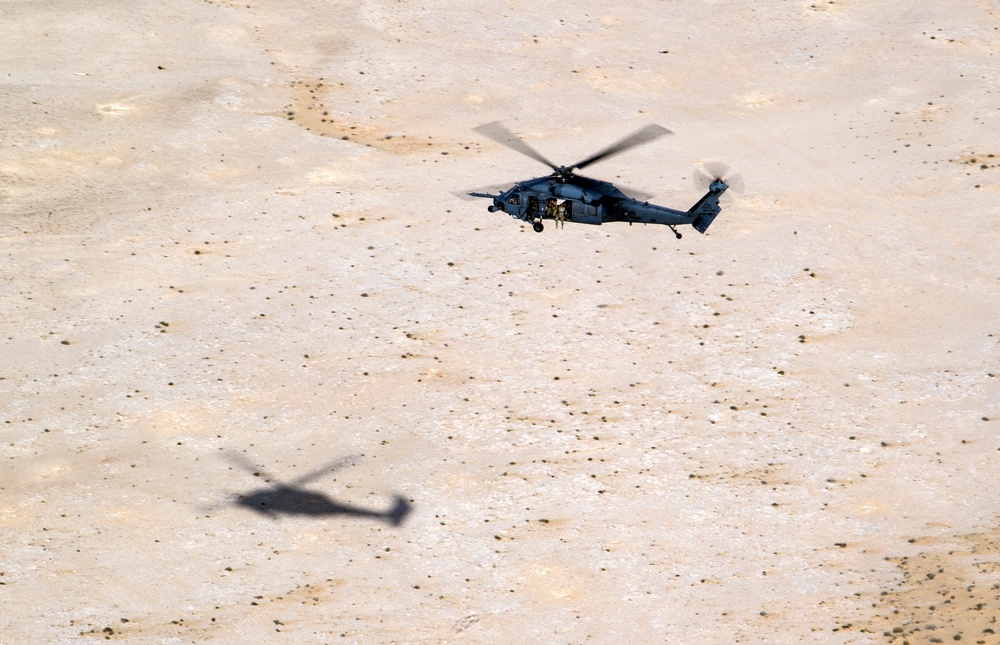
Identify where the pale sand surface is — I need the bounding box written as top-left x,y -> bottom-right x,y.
2,1 -> 999,643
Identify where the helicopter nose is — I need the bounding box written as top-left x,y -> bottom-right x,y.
488,205 -> 496,212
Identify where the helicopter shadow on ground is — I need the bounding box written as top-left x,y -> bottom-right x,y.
217,451 -> 412,527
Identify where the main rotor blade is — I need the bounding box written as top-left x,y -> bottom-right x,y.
222,450 -> 279,483
451,181 -> 516,201
571,124 -> 672,171
619,185 -> 655,202
288,454 -> 360,487
473,121 -> 557,170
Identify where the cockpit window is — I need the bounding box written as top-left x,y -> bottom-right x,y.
507,194 -> 520,205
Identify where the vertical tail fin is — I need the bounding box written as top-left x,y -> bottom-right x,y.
688,180 -> 728,234
386,495 -> 412,527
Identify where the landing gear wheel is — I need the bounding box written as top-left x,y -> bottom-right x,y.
533,221 -> 544,233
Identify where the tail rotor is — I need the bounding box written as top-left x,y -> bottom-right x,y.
693,162 -> 744,198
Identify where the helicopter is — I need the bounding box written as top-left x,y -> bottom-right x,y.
465,122 -> 741,238
218,451 -> 411,526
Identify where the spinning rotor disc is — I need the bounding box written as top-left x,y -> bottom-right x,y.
473,121 -> 673,181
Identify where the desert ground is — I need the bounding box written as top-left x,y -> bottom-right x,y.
2,0 -> 999,643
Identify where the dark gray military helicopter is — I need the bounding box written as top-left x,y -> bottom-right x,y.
219,451 -> 411,526
466,122 -> 740,238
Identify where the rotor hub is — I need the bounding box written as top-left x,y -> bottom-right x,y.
552,167 -> 575,183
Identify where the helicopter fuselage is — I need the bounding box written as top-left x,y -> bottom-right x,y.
476,173 -> 725,235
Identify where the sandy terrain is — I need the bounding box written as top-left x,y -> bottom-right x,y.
2,0 -> 999,643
